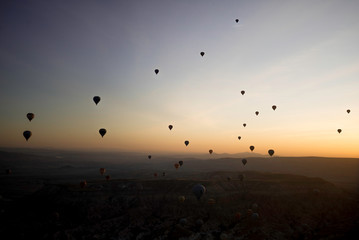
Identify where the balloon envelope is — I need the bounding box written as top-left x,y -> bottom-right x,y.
209,149 -> 213,154
148,155 -> 152,159
99,168 -> 106,175
26,113 -> 34,121
249,145 -> 255,151
184,140 -> 189,146
241,90 -> 245,95
154,69 -> 159,74
337,129 -> 342,133
23,130 -> 32,141
242,159 -> 247,165
272,105 -> 277,111
255,111 -> 259,116
235,19 -> 239,23
243,123 -> 246,127
168,125 -> 173,130
347,109 -> 350,114
200,51 -> 205,57
192,184 -> 206,200
99,128 -> 107,137
179,160 -> 184,166
268,149 -> 275,156
93,96 -> 101,105
238,136 -> 241,140
174,163 -> 180,169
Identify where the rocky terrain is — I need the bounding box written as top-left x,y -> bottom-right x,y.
1,171 -> 358,240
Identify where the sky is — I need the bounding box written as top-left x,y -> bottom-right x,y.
0,0 -> 358,157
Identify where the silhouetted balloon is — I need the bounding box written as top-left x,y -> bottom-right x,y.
99,168 -> 106,175
238,136 -> 241,140
272,105 -> 277,111
179,218 -> 187,225
200,51 -> 205,57
93,96 -> 101,105
238,174 -> 244,182
162,172 -> 166,177
255,111 -> 259,116
26,113 -> 34,122
174,163 -> 180,169
209,149 -> 213,154
249,145 -> 255,151
23,130 -> 32,141
347,109 -> 350,114
184,140 -> 189,146
337,129 -> 342,133
99,128 -> 107,137
148,155 -> 151,159
154,69 -> 159,74
154,173 -> 158,177
268,149 -> 275,156
235,19 -> 239,23
192,184 -> 206,200
243,123 -> 246,127
178,196 -> 185,203
168,125 -> 173,130
242,159 -> 247,166
179,160 -> 184,166
105,175 -> 110,181
241,90 -> 245,95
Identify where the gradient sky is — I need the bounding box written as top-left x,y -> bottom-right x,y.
1,0 -> 358,157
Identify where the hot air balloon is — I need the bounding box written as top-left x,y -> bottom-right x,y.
23,130 -> 32,141
179,218 -> 187,225
337,129 -> 342,133
178,196 -> 185,203
255,111 -> 259,116
162,172 -> 166,177
268,149 -> 275,156
154,173 -> 158,177
105,175 -> 110,181
99,168 -> 106,175
241,90 -> 245,95
93,96 -> 101,105
184,140 -> 189,146
272,105 -> 277,111
168,125 -> 173,130
174,163 -> 180,169
26,113 -> 34,122
249,145 -> 255,151
238,136 -> 241,140
243,123 -> 246,127
242,159 -> 247,166
238,174 -> 244,182
148,155 -> 152,159
154,69 -> 159,75
200,51 -> 205,57
192,184 -> 206,200
99,128 -> 107,137
80,180 -> 87,188
235,19 -> 239,23
209,149 -> 213,154
179,160 -> 184,166
347,109 -> 350,114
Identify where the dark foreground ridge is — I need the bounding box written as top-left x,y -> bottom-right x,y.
1,171 -> 358,240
